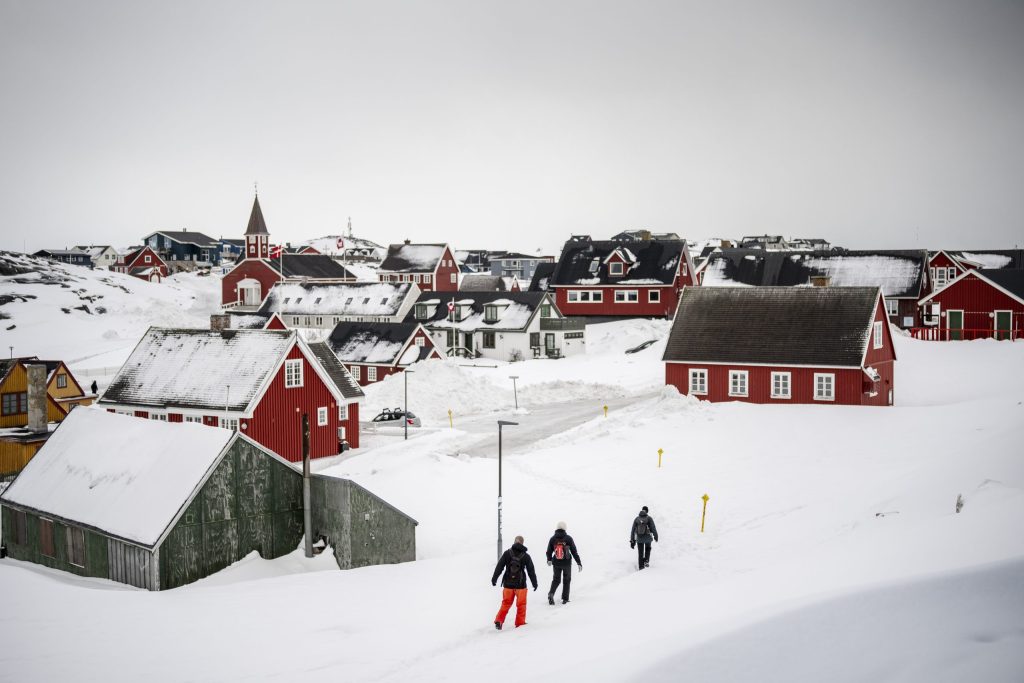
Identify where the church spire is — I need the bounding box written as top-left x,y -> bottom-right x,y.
244,193 -> 270,259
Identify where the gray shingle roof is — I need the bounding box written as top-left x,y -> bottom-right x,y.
325,322 -> 431,365
268,254 -> 355,279
460,274 -> 507,291
150,231 -> 220,247
976,269 -> 1024,301
663,287 -> 881,367
306,342 -> 365,399
245,196 -> 269,235
379,244 -> 447,272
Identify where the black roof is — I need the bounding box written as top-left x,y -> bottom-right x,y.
548,238 -> 688,286
704,249 -> 927,298
492,252 -> 544,261
663,287 -> 882,367
946,250 -> 1024,269
306,342 -> 365,400
150,231 -> 220,247
460,274 -> 507,291
528,262 -> 556,292
325,322 -> 432,365
268,254 -> 355,279
977,269 -> 1024,300
221,238 -> 245,246
245,196 -> 269,235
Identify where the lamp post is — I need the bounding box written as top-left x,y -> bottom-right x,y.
404,369 -> 415,441
509,375 -> 519,410
497,420 -> 518,559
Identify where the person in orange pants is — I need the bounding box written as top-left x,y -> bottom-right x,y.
491,535 -> 538,629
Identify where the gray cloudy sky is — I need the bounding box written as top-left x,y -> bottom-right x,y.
1,0 -> 1022,255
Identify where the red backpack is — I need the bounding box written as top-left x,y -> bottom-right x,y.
553,539 -> 568,561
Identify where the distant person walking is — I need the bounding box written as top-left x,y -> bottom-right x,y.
630,506 -> 659,570
491,535 -> 538,629
90,380 -> 98,395
545,521 -> 582,605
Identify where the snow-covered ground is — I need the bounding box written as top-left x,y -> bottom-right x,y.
1,270 -> 1022,681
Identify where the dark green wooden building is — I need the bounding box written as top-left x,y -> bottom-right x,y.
0,409 -> 416,590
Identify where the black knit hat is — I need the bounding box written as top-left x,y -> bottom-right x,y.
642,505 -> 649,512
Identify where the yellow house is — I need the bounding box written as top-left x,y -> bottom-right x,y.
0,357 -> 95,429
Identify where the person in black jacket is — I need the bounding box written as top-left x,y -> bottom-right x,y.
545,521 -> 582,605
630,506 -> 659,570
491,535 -> 538,629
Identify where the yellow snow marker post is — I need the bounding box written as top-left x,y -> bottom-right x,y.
700,494 -> 709,532
603,405 -> 608,418
657,448 -> 664,468
448,409 -> 453,428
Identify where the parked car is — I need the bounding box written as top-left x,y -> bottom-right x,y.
371,408 -> 422,427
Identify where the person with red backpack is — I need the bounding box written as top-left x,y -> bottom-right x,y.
545,521 -> 582,605
491,535 -> 538,629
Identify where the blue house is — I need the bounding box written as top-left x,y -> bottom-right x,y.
220,238 -> 245,262
489,252 -> 554,281
143,230 -> 222,265
33,249 -> 93,267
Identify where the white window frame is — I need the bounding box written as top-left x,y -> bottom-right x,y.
66,526 -> 86,567
609,261 -> 623,276
219,417 -> 239,431
648,289 -> 661,303
568,290 -> 603,303
814,373 -> 835,402
689,369 -> 708,395
338,404 -> 348,421
413,274 -> 421,284
947,267 -> 957,280
149,412 -> 167,421
770,371 -> 791,399
184,415 -> 202,423
450,273 -> 457,283
351,365 -> 361,381
144,254 -> 152,264
873,321 -> 883,349
284,359 -> 304,388
367,367 -> 378,382
56,373 -> 67,389
317,406 -> 328,426
614,290 -> 639,303
884,299 -> 898,317
728,370 -> 748,397
423,274 -> 431,284
414,336 -> 425,347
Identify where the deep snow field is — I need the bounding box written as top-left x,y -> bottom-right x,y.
1,258 -> 1023,682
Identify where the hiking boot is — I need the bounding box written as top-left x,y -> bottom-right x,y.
494,621 -> 502,630
644,561 -> 650,568
547,593 -> 555,605
561,598 -> 569,605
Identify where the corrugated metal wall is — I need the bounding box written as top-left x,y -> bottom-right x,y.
107,539 -> 154,590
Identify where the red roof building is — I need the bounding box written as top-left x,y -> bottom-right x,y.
915,269 -> 1024,341
113,246 -> 169,282
377,243 -> 460,292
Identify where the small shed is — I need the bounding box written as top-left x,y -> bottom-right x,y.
0,409 -> 416,590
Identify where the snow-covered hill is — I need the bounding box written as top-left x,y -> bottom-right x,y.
0,251 -> 221,377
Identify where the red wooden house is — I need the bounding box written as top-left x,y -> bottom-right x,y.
664,287 -> 896,406
547,236 -> 697,318
113,246 -> 168,282
914,269 -> 1024,340
221,196 -> 357,308
98,328 -> 365,459
927,250 -> 1023,292
377,242 -> 460,292
325,322 -> 441,385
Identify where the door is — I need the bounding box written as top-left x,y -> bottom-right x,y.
464,332 -> 473,352
994,310 -> 1012,341
545,333 -> 556,352
947,310 -> 963,340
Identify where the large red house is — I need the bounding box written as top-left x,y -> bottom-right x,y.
547,236 -> 697,317
325,321 -> 441,385
927,250 -> 1024,292
377,242 -> 460,292
664,287 -> 896,406
98,328 -> 364,459
915,269 -> 1024,340
221,196 -> 357,308
113,246 -> 168,282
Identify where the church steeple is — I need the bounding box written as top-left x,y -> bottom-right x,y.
244,194 -> 270,259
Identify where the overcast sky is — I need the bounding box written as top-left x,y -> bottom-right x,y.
1,0 -> 1022,256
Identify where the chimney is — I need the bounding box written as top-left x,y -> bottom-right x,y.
210,314 -> 231,331
404,239 -> 411,245
26,364 -> 47,434
810,275 -> 831,287
640,230 -> 651,241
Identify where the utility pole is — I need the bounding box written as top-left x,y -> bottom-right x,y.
404,369 -> 415,441
496,420 -> 518,560
302,413 -> 313,557
509,376 -> 519,410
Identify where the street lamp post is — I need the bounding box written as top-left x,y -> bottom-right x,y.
404,370 -> 415,441
509,375 -> 519,410
497,420 -> 518,559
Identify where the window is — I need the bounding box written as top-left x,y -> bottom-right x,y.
728,370 -> 748,397
1,392 -> 27,416
317,407 -> 328,426
283,297 -> 291,304
771,372 -> 791,399
482,332 -> 496,348
56,373 -> 68,389
648,290 -> 661,303
315,297 -> 322,304
947,267 -> 957,280
362,298 -> 370,305
295,298 -> 303,304
934,268 -> 947,288
66,526 -> 86,567
424,274 -> 432,284
184,415 -> 202,423
144,255 -> 151,264
689,369 -> 708,395
149,413 -> 167,421
13,509 -> 27,545
285,359 -> 304,388
814,373 -> 835,401
39,518 -> 55,557
530,332 -> 540,347
415,336 -> 425,346
484,305 -> 499,322
568,290 -> 603,303
446,330 -> 455,347
367,367 -> 378,382
219,417 -> 238,431
884,299 -> 898,317
381,298 -> 388,305
873,321 -> 884,349
565,331 -> 584,340
291,316 -> 301,325
450,273 -> 457,284
614,290 -> 639,303
413,274 -> 421,284
540,304 -> 551,318
609,261 -> 623,276
352,365 -> 362,381
338,404 -> 348,421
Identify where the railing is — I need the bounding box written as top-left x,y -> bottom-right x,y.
445,347 -> 479,358
909,327 -> 1020,341
539,317 -> 586,332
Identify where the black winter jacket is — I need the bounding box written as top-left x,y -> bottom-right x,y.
545,529 -> 582,566
492,542 -> 538,589
630,512 -> 659,545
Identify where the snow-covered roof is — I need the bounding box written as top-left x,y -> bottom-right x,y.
326,322 -> 430,365
379,244 -> 448,272
101,329 -> 297,411
0,408 -> 235,546
407,291 -> 549,331
257,282 -> 415,317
